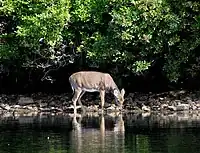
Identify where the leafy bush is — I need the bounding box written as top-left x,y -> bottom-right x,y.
1,0 -> 200,83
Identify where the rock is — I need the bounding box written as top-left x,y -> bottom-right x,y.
26,106 -> 34,110
187,100 -> 194,106
126,97 -> 134,104
40,108 -> 51,112
133,106 -> 141,111
196,103 -> 200,108
49,101 -> 56,107
14,105 -> 21,109
142,112 -> 151,118
67,105 -> 81,110
139,95 -> 148,101
161,104 -> 168,109
68,105 -> 74,109
128,93 -> 135,98
168,105 -> 177,111
50,107 -> 55,110
186,99 -> 193,104
159,97 -> 164,101
169,91 -> 177,97
18,97 -> 34,105
62,101 -> 71,107
151,105 -> 160,111
160,104 -> 177,111
148,98 -> 156,103
4,104 -> 10,110
142,104 -> 151,112
40,102 -> 48,108
185,96 -> 192,101
176,103 -> 189,111
172,100 -> 181,105
0,104 -> 10,110
195,100 -> 200,103
50,107 -> 62,112
0,90 -> 199,114
91,105 -> 99,111
107,104 -> 117,111
178,90 -> 186,94
87,105 -> 99,112
33,107 -> 39,112
191,105 -> 197,110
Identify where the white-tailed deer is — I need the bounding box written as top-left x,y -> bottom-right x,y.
69,71 -> 125,112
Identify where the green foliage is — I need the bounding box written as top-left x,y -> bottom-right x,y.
18,3 -> 69,45
2,0 -> 70,57
77,0 -> 200,81
1,0 -> 200,82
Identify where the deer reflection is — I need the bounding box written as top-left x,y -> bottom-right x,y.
100,114 -> 105,151
113,113 -> 125,133
71,112 -> 82,153
111,113 -> 125,153
70,112 -> 125,153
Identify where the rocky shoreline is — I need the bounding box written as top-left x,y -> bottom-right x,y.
0,90 -> 200,116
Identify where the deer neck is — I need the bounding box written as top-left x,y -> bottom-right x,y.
110,82 -> 119,93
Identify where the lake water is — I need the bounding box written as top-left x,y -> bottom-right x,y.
1,112 -> 200,153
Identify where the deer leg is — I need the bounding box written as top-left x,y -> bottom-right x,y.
78,91 -> 86,113
78,91 -> 85,106
100,90 -> 105,110
72,88 -> 82,113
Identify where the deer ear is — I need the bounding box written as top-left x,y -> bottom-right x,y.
113,89 -> 119,97
121,88 -> 125,97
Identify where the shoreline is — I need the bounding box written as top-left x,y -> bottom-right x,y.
0,90 -> 199,116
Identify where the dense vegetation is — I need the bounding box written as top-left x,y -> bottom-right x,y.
1,0 -> 200,92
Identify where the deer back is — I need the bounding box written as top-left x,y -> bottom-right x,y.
69,71 -> 117,92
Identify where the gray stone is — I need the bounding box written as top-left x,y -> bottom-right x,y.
40,108 -> 51,112
139,96 -> 148,101
176,104 -> 190,111
49,101 -> 56,107
40,102 -> 48,108
128,93 -> 135,98
174,100 -> 182,105
107,104 -> 117,111
14,105 -> 21,109
186,99 -> 193,104
159,97 -> 164,101
142,104 -> 151,112
18,97 -> 34,105
191,105 -> 197,110
0,104 -> 10,110
161,104 -> 168,109
185,96 -> 192,101
151,105 -> 160,111
168,105 -> 177,111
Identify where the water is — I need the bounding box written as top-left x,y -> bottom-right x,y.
0,112 -> 200,153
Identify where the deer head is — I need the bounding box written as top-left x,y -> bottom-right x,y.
113,88 -> 125,109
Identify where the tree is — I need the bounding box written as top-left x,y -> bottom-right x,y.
1,0 -> 200,84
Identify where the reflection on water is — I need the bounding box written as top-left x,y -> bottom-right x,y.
0,112 -> 200,153
70,112 -> 125,153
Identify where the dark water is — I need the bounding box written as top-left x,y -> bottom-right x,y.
0,112 -> 200,153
